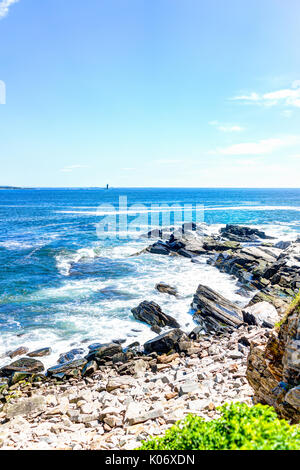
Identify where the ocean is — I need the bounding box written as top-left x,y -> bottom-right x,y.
0,187 -> 299,369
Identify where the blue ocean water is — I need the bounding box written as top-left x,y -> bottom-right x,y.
0,188 -> 299,368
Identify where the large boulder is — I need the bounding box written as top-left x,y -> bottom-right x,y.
0,358 -> 44,377
243,301 -> 279,328
192,284 -> 243,333
246,297 -> 300,423
131,301 -> 180,328
144,329 -> 189,354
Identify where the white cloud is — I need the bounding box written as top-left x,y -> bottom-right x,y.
209,121 -> 244,132
217,136 -> 300,156
0,0 -> 19,19
60,165 -> 89,173
232,82 -> 300,108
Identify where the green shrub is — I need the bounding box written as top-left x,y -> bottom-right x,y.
138,403 -> 300,450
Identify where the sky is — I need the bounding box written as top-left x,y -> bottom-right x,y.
0,0 -> 300,188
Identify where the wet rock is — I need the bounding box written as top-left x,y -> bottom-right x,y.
131,301 -> 180,328
81,360 -> 98,377
220,224 -> 272,242
155,283 -> 178,297
47,359 -> 87,377
7,347 -> 29,359
243,301 -> 279,328
192,284 -> 243,333
148,241 -> 170,255
86,343 -> 123,362
9,371 -> 34,385
58,348 -> 84,364
144,328 -> 189,354
1,357 -> 44,376
27,347 -> 52,358
203,238 -> 240,252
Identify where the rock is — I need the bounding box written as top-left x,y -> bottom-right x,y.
155,283 -> 178,297
284,386 -> 300,408
203,238 -> 240,252
7,347 -> 29,359
47,359 -> 87,377
106,376 -> 136,392
144,329 -> 189,354
27,347 -> 52,357
220,224 -> 272,242
81,360 -> 98,377
58,348 -> 84,364
3,396 -> 46,418
247,290 -> 288,314
246,297 -> 300,423
243,301 -> 279,328
9,371 -> 34,385
192,284 -> 243,333
125,402 -> 164,425
1,357 -> 44,376
151,325 -> 162,334
148,241 -> 170,255
131,301 -> 180,328
86,343 -> 123,362
179,381 -> 199,396
177,248 -> 194,258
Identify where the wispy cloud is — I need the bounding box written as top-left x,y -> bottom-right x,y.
217,136 -> 300,156
60,164 -> 89,173
0,0 -> 19,19
231,81 -> 300,108
209,121 -> 244,132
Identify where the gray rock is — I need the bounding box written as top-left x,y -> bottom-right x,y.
131,301 -> 180,328
3,396 -> 46,418
179,381 -> 199,395
192,284 -> 243,333
243,301 -> 279,328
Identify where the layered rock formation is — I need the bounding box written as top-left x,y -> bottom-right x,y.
247,298 -> 300,423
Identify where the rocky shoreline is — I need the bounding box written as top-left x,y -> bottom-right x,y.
0,223 -> 299,449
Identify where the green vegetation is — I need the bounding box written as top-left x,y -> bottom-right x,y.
138,403 -> 300,450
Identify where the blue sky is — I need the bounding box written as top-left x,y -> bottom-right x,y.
0,0 -> 300,187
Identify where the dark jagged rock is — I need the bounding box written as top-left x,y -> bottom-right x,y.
192,284 -> 243,333
27,347 -> 52,358
148,241 -> 170,255
85,343 -> 123,362
0,358 -> 44,376
155,282 -> 178,297
81,360 -> 98,377
47,358 -> 87,377
220,224 -> 273,242
144,329 -> 189,354
131,301 -> 180,328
